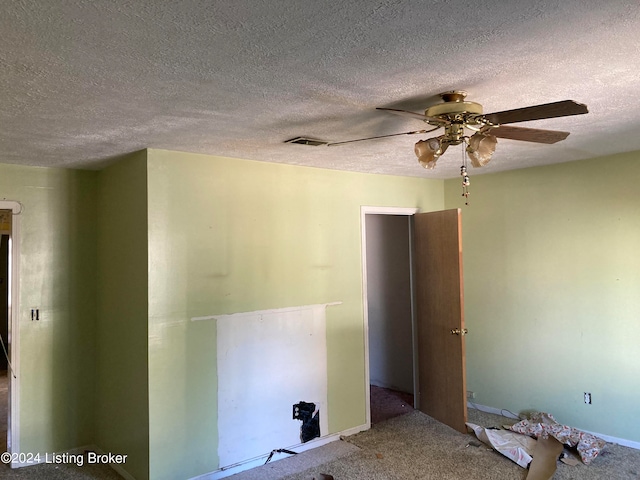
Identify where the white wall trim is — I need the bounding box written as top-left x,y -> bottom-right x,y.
190,423 -> 368,480
468,403 -> 640,450
360,206 -> 419,428
0,201 -> 24,215
1,200 -> 22,467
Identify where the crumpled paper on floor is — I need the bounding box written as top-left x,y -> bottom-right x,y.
509,412 -> 605,465
466,422 -> 537,468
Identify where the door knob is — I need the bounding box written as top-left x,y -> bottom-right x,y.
450,328 -> 468,336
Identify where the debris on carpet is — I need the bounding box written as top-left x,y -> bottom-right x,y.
466,422 -> 537,468
509,412 -> 606,465
467,411 -> 606,480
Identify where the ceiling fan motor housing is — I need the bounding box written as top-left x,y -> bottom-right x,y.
424,92 -> 486,140
425,99 -> 483,119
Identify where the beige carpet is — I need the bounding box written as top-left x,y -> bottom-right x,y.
1,378 -> 639,480
229,409 -> 640,480
370,385 -> 414,425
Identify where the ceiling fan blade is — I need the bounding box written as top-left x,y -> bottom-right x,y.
484,100 -> 588,125
327,127 -> 440,146
485,125 -> 570,144
376,107 -> 448,124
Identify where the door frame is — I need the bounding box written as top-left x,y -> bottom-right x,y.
360,206 -> 419,428
0,200 -> 22,463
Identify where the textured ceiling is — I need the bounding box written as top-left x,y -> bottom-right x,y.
1,0 -> 639,179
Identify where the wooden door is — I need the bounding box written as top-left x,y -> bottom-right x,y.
413,209 -> 467,433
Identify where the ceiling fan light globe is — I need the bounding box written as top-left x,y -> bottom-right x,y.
418,155 -> 439,169
466,133 -> 497,167
415,138 -> 444,169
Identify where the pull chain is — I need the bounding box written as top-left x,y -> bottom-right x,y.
461,142 -> 470,205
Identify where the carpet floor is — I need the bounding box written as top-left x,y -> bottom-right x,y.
230,409 -> 640,480
370,385 -> 414,426
1,373 -> 639,479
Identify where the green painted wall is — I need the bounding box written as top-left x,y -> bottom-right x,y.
444,151 -> 640,442
0,163 -> 97,454
96,152 -> 150,480
3,146 -> 638,479
146,149 -> 444,479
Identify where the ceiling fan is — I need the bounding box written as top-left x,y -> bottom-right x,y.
328,91 -> 588,170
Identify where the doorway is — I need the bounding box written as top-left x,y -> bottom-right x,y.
0,210 -> 10,455
0,201 -> 20,464
362,207 -> 467,433
361,207 -> 419,426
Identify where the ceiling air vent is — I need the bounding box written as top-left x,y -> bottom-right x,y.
284,137 -> 327,146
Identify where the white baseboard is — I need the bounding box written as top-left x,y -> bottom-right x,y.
468,402 -> 640,450
467,401 -> 520,419
191,423 -> 369,480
